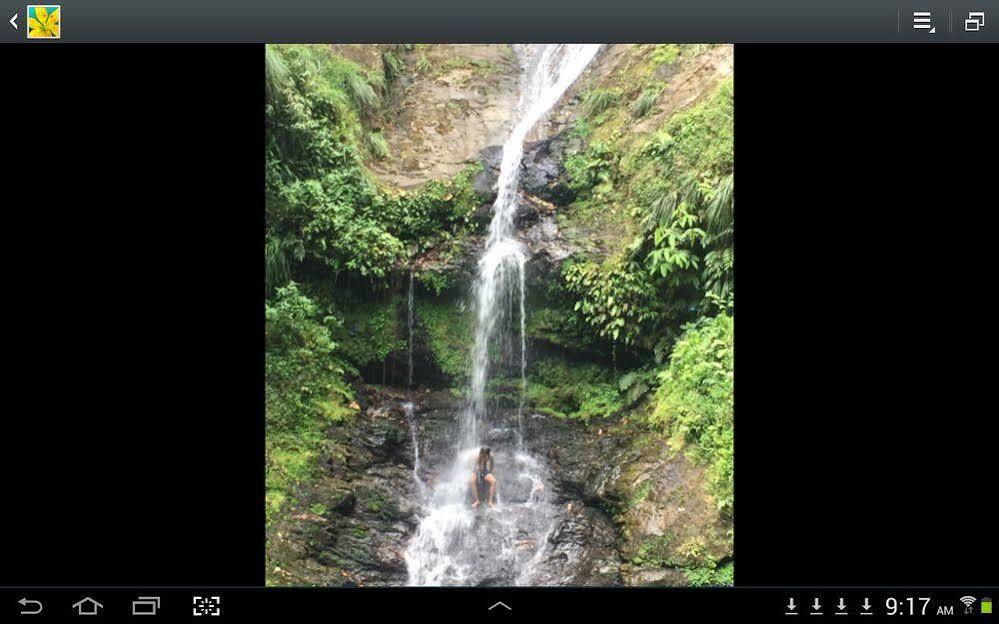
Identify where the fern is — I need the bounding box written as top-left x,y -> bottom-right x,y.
365,131 -> 389,160
264,46 -> 291,105
346,71 -> 379,115
581,88 -> 621,117
265,234 -> 304,294
382,49 -> 405,83
630,84 -> 664,118
705,173 -> 733,240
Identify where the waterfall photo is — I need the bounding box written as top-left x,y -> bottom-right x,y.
265,44 -> 734,587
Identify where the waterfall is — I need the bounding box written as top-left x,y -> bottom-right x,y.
404,44 -> 601,586
407,270 -> 415,392
405,270 -> 423,494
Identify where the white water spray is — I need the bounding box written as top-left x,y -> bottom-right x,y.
405,44 -> 600,586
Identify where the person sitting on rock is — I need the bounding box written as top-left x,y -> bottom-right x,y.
470,446 -> 496,508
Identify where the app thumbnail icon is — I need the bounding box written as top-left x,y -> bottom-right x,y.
27,5 -> 60,39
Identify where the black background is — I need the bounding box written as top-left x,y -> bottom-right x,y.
2,43 -> 996,593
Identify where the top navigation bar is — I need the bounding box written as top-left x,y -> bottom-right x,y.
1,1 -> 996,42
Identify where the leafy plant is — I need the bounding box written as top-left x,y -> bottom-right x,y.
630,83 -> 665,118
365,131 -> 390,160
563,258 -> 662,347
685,561 -> 734,587
381,47 -> 405,83
565,140 -> 618,197
526,357 -> 624,423
418,299 -> 473,381
648,313 -> 733,514
650,44 -> 681,66
265,283 -> 354,515
581,88 -> 622,117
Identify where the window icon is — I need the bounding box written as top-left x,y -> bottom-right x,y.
26,5 -> 59,38
913,11 -> 935,34
964,11 -> 986,32
132,596 -> 161,616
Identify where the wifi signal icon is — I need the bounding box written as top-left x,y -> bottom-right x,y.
959,596 -> 977,614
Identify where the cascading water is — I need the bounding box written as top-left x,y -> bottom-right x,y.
405,44 -> 601,586
404,270 -> 424,495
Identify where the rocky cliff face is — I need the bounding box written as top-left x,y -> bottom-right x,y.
268,385 -> 730,586
337,44 -> 522,190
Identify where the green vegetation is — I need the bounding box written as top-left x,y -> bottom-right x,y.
630,83 -> 665,118
265,45 -> 483,529
685,561 -> 734,587
581,88 -> 622,118
418,299 -> 473,381
649,313 -> 734,514
561,76 -> 734,359
526,357 -> 624,423
631,533 -> 676,567
650,44 -> 681,66
266,45 -> 483,289
265,283 -> 354,521
333,296 -> 406,369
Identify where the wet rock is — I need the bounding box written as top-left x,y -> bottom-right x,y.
620,564 -> 687,586
519,133 -> 583,206
332,491 -> 357,515
473,144 -> 504,202
652,61 -> 682,82
421,389 -> 461,412
471,202 -> 494,232
522,218 -> 576,292
606,440 -> 732,576
483,426 -> 518,446
534,504 -> 620,585
361,420 -> 411,465
273,391 -> 731,588
411,234 -> 482,294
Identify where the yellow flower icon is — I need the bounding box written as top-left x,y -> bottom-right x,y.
28,6 -> 60,38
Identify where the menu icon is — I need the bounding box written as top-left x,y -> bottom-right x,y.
913,11 -> 936,33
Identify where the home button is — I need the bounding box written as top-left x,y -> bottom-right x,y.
72,597 -> 103,616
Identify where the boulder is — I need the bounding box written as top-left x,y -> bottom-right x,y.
519,133 -> 583,206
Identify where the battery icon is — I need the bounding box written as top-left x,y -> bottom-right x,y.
983,598 -> 993,615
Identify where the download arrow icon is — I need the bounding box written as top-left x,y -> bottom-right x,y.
813,597 -> 823,611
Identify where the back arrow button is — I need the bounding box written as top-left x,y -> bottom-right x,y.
9,12 -> 18,30
18,598 -> 44,615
